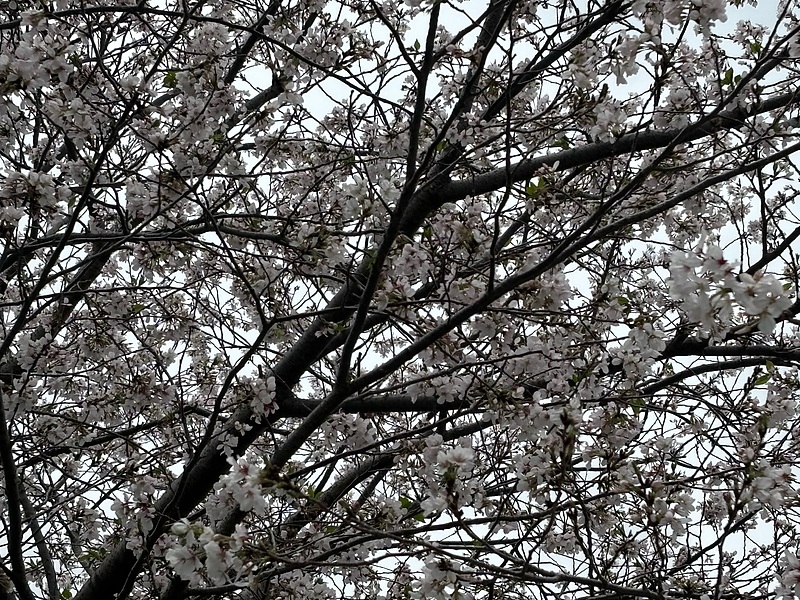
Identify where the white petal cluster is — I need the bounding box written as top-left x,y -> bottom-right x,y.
216,457 -> 268,514
419,439 -> 477,516
411,557 -> 474,600
436,446 -> 474,470
777,551 -> 800,598
664,0 -> 727,32
730,273 -> 794,334
166,519 -> 252,585
668,245 -> 793,336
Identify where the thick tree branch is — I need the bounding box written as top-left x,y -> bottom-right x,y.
444,89 -> 800,205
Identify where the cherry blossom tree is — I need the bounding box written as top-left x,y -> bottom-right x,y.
2,0 -> 800,598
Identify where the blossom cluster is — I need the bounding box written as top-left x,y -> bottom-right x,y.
166,520 -> 251,585
215,457 -> 269,514
668,245 -> 793,337
2,1 -> 800,599
419,435 -> 477,515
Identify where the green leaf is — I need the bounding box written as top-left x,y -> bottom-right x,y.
722,67 -> 734,86
399,496 -> 425,521
555,136 -> 570,149
755,373 -> 771,386
364,247 -> 378,269
163,71 -> 178,88
766,360 -> 775,373
616,296 -> 629,305
525,179 -> 547,197
569,371 -> 588,388
413,39 -> 420,51
62,590 -> 73,600
750,41 -> 761,55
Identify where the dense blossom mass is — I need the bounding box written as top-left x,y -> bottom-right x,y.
1,0 -> 800,599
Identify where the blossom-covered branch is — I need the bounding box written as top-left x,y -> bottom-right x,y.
2,1 -> 800,600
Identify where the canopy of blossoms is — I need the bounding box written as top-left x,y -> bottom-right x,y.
1,0 -> 800,599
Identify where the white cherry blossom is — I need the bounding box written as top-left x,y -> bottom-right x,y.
0,1 -> 799,599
